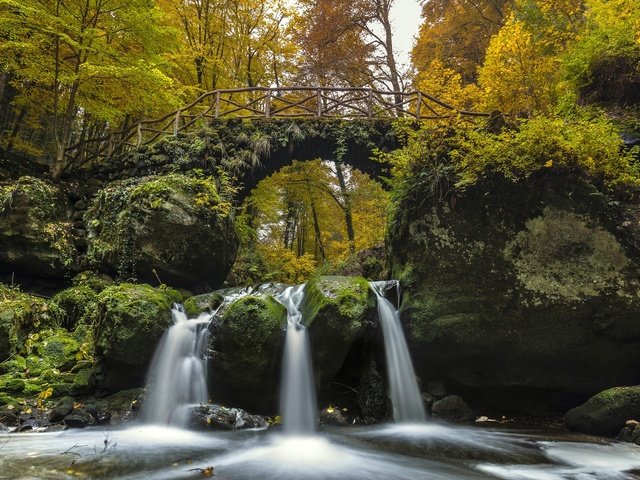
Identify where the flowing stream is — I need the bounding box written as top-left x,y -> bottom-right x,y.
276,284 -> 318,435
140,305 -> 212,426
371,280 -> 426,423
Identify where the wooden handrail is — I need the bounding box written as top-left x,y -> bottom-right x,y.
64,86 -> 490,164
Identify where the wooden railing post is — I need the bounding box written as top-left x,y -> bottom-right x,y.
316,88 -> 322,117
173,111 -> 180,136
368,88 -> 373,119
215,91 -> 221,119
137,123 -> 142,148
416,92 -> 422,120
107,134 -> 114,158
265,89 -> 271,118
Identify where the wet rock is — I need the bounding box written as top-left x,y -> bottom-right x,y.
302,276 -> 375,393
357,360 -> 387,421
390,174 -> 640,413
49,396 -> 75,423
565,386 -> 640,436
426,381 -> 447,399
183,291 -> 224,317
84,174 -> 238,292
105,388 -> 144,423
431,395 -> 474,423
94,283 -> 181,391
319,406 -> 348,426
209,295 -> 286,413
64,409 -> 96,428
191,404 -> 268,430
0,176 -> 76,281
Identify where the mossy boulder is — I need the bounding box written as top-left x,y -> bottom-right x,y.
302,276 -> 375,390
565,387 -> 640,436
94,283 -> 181,391
389,173 -> 640,413
209,295 -> 287,413
85,174 -> 238,292
0,176 -> 75,280
183,291 -> 224,317
0,285 -> 62,361
52,285 -> 99,329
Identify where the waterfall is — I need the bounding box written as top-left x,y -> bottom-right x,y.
371,281 -> 426,423
276,284 -> 318,435
141,305 -> 213,427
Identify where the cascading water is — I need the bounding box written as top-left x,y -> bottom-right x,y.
276,284 -> 318,435
371,281 -> 426,423
141,305 -> 213,427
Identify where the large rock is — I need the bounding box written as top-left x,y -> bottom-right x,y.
85,174 -> 238,292
389,173 -> 640,413
565,386 -> 640,436
94,283 -> 181,390
302,276 -> 375,392
0,176 -> 75,281
209,295 -> 287,413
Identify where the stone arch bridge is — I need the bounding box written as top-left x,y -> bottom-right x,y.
66,87 -> 489,198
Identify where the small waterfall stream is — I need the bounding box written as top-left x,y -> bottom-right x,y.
141,305 -> 213,426
276,284 -> 318,435
371,281 -> 426,423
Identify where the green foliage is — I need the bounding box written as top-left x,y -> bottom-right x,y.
561,0 -> 640,108
452,115 -> 640,191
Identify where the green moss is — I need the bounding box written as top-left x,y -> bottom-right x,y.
95,283 -> 179,368
52,286 -> 99,329
71,271 -> 113,293
565,386 -> 640,436
505,207 -> 632,303
0,285 -> 62,360
302,276 -> 373,340
220,295 -> 287,365
183,292 -> 224,317
0,176 -> 75,270
85,174 -> 232,276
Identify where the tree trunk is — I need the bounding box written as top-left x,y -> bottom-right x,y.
333,159 -> 355,253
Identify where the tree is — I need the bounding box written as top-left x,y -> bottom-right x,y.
412,0 -> 514,84
0,0 -> 177,176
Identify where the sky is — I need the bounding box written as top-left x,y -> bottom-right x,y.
390,0 -> 423,70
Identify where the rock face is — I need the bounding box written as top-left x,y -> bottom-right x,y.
302,276 -> 375,392
94,283 -> 181,390
209,295 -> 287,413
389,173 -> 640,413
191,404 -> 268,430
565,386 -> 640,436
0,176 -> 75,281
85,174 -> 238,292
431,395 -> 474,423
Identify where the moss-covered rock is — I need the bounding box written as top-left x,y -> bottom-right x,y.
0,176 -> 75,280
183,291 -> 224,317
85,174 -> 238,292
389,173 -> 640,413
0,285 -> 62,361
209,295 -> 287,413
565,386 -> 640,436
94,283 -> 181,391
302,276 -> 375,390
51,285 -> 99,329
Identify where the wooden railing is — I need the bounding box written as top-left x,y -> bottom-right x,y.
65,87 -> 490,165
